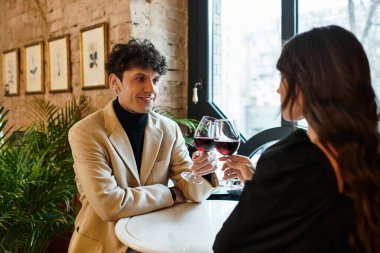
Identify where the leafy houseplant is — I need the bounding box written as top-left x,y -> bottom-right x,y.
153,107 -> 199,147
0,97 -> 197,253
0,96 -> 87,253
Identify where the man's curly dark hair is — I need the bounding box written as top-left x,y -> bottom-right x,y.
105,38 -> 168,80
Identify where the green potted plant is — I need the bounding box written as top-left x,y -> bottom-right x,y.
0,96 -> 198,253
153,107 -> 199,147
0,96 -> 87,253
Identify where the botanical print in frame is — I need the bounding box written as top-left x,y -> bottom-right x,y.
48,35 -> 71,92
80,22 -> 108,89
24,42 -> 44,94
2,48 -> 20,96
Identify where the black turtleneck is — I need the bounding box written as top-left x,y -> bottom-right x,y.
113,99 -> 148,173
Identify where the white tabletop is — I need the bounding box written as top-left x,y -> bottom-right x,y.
115,200 -> 237,253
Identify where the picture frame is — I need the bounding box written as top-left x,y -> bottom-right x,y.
24,41 -> 44,94
2,48 -> 20,96
80,22 -> 108,90
48,35 -> 71,92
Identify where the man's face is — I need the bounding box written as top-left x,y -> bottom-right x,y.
111,68 -> 160,114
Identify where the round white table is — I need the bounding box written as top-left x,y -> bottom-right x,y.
115,200 -> 237,253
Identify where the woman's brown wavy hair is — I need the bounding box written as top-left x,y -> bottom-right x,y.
276,25 -> 380,253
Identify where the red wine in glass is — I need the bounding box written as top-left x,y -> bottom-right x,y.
194,137 -> 215,152
181,116 -> 216,184
214,140 -> 239,156
214,118 -> 243,190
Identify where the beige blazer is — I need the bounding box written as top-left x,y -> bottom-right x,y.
68,102 -> 218,253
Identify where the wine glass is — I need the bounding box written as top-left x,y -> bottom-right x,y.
181,116 -> 216,184
214,119 -> 242,191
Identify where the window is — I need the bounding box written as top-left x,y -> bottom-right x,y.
212,0 -> 282,138
298,0 -> 380,101
188,0 -> 379,156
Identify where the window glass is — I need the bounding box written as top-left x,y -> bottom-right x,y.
299,0 -> 380,107
212,0 -> 282,139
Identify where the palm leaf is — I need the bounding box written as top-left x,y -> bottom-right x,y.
0,95 -> 87,253
0,107 -> 14,150
153,107 -> 199,146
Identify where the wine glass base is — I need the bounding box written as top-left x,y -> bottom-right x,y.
181,171 -> 204,184
225,184 -> 243,193
223,179 -> 243,192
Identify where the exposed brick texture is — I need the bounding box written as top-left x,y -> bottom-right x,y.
0,0 -> 188,131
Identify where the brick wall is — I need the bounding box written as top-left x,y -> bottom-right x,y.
0,0 -> 188,130
130,0 -> 188,116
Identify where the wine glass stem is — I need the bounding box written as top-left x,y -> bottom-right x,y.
225,155 -> 234,185
189,171 -> 197,179
190,151 -> 204,179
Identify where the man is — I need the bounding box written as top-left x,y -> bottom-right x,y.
67,38 -> 219,253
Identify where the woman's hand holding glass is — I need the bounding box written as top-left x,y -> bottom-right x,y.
219,155 -> 255,185
214,119 -> 242,190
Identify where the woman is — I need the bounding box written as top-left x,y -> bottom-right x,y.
213,25 -> 380,253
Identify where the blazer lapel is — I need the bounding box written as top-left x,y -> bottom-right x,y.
140,114 -> 163,185
103,102 -> 140,184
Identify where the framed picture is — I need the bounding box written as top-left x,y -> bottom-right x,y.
2,48 -> 20,96
24,41 -> 44,94
80,22 -> 108,90
48,35 -> 71,92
